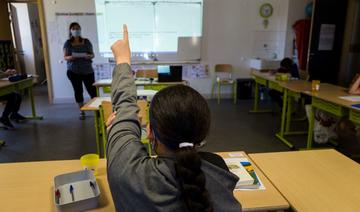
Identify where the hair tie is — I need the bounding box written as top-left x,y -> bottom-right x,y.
179,142 -> 194,148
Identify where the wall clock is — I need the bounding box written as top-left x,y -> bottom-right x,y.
259,3 -> 273,28
260,3 -> 274,18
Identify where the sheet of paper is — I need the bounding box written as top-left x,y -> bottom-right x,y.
339,96 -> 360,102
72,52 -> 88,58
228,152 -> 245,157
88,97 -> 111,108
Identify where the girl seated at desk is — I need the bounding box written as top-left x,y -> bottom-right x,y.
0,69 -> 26,129
106,25 -> 241,212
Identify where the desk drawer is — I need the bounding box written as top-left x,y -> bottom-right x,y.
350,110 -> 360,125
312,97 -> 348,117
268,81 -> 283,92
16,79 -> 33,90
254,76 -> 267,86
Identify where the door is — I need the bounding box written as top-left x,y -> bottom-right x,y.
307,0 -> 348,84
9,3 -> 39,77
9,4 -> 26,73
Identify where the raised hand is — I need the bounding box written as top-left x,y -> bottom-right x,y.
111,25 -> 131,65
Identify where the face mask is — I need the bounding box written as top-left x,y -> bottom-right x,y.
71,29 -> 81,37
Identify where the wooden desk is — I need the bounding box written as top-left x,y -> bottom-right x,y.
93,79 -> 188,96
300,83 -> 360,149
0,152 -> 289,212
251,71 -> 310,148
0,159 -> 113,212
250,149 -> 360,212
81,96 -> 151,157
218,152 -> 289,211
250,71 -> 277,113
0,78 -> 42,120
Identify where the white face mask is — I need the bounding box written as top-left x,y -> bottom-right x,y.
71,29 -> 81,37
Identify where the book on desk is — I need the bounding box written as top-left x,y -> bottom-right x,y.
224,158 -> 261,189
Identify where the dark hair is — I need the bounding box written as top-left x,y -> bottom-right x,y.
280,58 -> 293,69
149,85 -> 212,212
68,22 -> 83,42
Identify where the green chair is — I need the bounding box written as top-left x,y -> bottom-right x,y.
99,100 -> 151,158
211,64 -> 237,104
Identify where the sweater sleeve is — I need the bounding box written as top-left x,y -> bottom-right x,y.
107,63 -> 143,164
106,64 -> 182,211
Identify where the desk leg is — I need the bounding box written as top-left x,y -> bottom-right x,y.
283,95 -> 307,136
94,111 -> 101,156
275,89 -> 294,149
99,108 -> 107,158
250,82 -> 272,113
26,86 -> 43,120
96,87 -> 100,97
307,105 -> 315,149
253,82 -> 259,111
285,96 -> 292,133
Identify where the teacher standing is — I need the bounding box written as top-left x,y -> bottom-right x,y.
63,22 -> 97,120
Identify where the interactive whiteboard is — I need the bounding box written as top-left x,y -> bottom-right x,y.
95,0 -> 203,61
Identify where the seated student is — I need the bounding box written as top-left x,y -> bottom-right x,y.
106,25 -> 241,212
269,58 -> 299,108
349,74 -> 360,95
0,69 -> 26,129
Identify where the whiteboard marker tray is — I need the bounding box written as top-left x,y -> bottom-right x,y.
54,170 -> 100,212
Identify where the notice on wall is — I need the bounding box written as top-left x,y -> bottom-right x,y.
318,24 -> 336,51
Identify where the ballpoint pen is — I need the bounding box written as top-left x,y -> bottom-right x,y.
70,185 -> 75,201
55,189 -> 61,204
90,181 -> 97,196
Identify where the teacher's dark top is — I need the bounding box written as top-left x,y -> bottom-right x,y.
63,39 -> 94,75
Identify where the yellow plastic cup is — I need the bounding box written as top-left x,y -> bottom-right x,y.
80,154 -> 100,175
312,80 -> 321,92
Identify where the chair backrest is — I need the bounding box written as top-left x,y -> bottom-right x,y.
215,64 -> 233,73
101,100 -> 149,126
136,69 -> 158,79
101,101 -> 113,123
137,99 -> 149,126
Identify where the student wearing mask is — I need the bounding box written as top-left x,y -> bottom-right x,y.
63,22 -> 97,120
0,69 -> 26,129
106,25 -> 241,212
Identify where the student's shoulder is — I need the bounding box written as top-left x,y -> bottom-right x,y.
63,39 -> 72,47
199,152 -> 229,171
83,38 -> 92,45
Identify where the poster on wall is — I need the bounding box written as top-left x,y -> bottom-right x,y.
183,64 -> 208,79
318,24 -> 336,51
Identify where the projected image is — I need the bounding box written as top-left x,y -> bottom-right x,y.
95,0 -> 203,60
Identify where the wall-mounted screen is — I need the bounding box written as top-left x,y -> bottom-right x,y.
95,0 -> 203,61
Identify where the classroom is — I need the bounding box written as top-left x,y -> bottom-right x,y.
1,0 -> 360,211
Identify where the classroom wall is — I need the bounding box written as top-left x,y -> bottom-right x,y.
43,0 -> 308,102
0,1 -> 12,40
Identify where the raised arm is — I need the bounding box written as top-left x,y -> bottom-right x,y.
107,25 -> 146,164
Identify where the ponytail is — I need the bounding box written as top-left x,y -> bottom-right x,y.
149,85 -> 212,211
175,147 -> 213,212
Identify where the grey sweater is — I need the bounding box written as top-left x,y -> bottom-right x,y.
107,64 -> 242,212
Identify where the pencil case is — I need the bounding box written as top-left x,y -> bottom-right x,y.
54,170 -> 100,212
